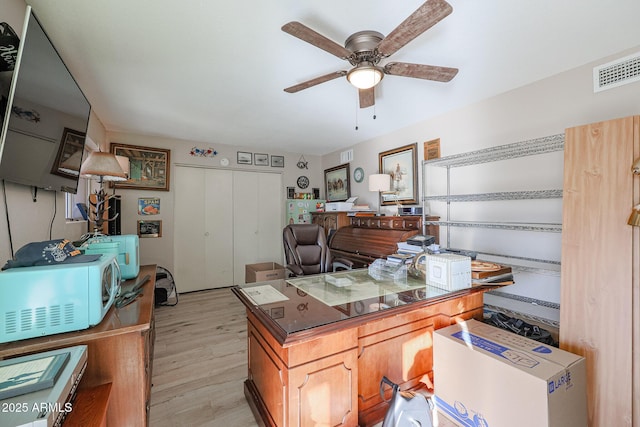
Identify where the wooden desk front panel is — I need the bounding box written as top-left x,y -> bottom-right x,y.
356,293 -> 484,427
247,312 -> 358,427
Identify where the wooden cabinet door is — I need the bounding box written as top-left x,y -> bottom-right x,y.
560,116 -> 638,426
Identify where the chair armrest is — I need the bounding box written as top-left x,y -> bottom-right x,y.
286,264 -> 304,277
332,257 -> 354,272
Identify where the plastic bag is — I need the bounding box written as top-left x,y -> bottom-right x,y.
380,376 -> 433,427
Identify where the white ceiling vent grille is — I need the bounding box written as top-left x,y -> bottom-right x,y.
340,149 -> 353,164
593,52 -> 640,92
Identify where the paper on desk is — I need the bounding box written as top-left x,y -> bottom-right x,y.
241,285 -> 289,305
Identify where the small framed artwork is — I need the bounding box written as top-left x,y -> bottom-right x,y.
110,143 -> 170,191
138,197 -> 160,215
424,138 -> 441,160
237,151 -> 252,165
379,143 -> 418,205
51,128 -> 86,178
254,153 -> 268,166
312,187 -> 320,199
287,186 -> 295,199
324,163 -> 350,202
271,155 -> 284,168
138,220 -> 162,238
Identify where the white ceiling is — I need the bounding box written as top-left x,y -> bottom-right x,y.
25,0 -> 640,155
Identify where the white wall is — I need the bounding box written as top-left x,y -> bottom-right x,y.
325,45 -> 640,211
106,131 -> 322,272
321,45 -> 640,311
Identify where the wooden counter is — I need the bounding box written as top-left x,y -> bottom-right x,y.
0,264 -> 157,426
233,270 -> 495,427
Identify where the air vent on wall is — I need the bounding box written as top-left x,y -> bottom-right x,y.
593,52 -> 640,92
340,149 -> 354,164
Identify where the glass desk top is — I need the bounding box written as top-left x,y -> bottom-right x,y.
233,268 -> 465,336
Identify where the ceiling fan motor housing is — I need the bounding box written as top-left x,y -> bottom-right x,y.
345,31 -> 384,65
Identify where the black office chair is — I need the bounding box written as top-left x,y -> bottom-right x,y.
283,224 -> 352,276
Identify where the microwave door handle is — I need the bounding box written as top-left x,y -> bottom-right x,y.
114,259 -> 122,297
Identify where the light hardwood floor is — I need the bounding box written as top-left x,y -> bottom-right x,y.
150,287 -> 259,427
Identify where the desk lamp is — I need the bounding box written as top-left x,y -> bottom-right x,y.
80,152 -> 127,234
368,174 -> 390,215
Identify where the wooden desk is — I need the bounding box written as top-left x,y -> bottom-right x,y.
0,265 -> 157,426
233,270 -> 496,427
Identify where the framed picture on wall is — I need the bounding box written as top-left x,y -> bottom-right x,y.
138,220 -> 162,238
237,151 -> 252,165
271,155 -> 284,167
378,143 -> 418,205
110,143 -> 170,191
324,163 -> 350,202
254,153 -> 268,166
138,197 -> 160,215
51,128 -> 86,178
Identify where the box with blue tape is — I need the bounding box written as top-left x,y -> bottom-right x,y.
433,319 -> 586,427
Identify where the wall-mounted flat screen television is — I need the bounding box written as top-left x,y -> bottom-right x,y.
0,6 -> 90,194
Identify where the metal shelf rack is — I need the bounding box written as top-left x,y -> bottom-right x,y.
421,133 -> 565,267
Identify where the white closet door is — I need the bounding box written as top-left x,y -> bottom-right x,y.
174,166 -> 207,292
174,166 -> 234,291
232,171 -> 283,284
175,167 -> 283,290
204,169 -> 234,288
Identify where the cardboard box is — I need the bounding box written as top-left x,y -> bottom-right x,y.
245,262 -> 285,283
425,253 -> 471,291
433,319 -> 587,427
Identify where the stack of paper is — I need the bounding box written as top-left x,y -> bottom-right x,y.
396,241 -> 423,255
386,253 -> 415,264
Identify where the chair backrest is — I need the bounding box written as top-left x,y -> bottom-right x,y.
283,224 -> 332,275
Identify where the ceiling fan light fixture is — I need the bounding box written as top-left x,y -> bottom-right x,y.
347,63 -> 383,90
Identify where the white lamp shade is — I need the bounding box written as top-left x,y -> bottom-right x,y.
115,155 -> 130,179
368,174 -> 390,192
80,151 -> 127,181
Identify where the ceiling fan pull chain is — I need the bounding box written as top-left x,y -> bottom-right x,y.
355,95 -> 359,130
373,104 -> 377,120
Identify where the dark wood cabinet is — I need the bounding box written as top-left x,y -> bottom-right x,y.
311,211 -> 350,236
349,215 -> 439,241
312,213 -> 440,242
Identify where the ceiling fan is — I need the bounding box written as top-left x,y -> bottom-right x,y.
282,0 -> 458,109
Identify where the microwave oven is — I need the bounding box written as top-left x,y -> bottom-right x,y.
0,254 -> 120,343
81,234 -> 140,279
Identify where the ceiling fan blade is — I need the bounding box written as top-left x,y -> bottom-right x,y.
282,21 -> 352,60
284,71 -> 347,93
384,62 -> 458,82
359,87 -> 375,109
377,0 -> 453,58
